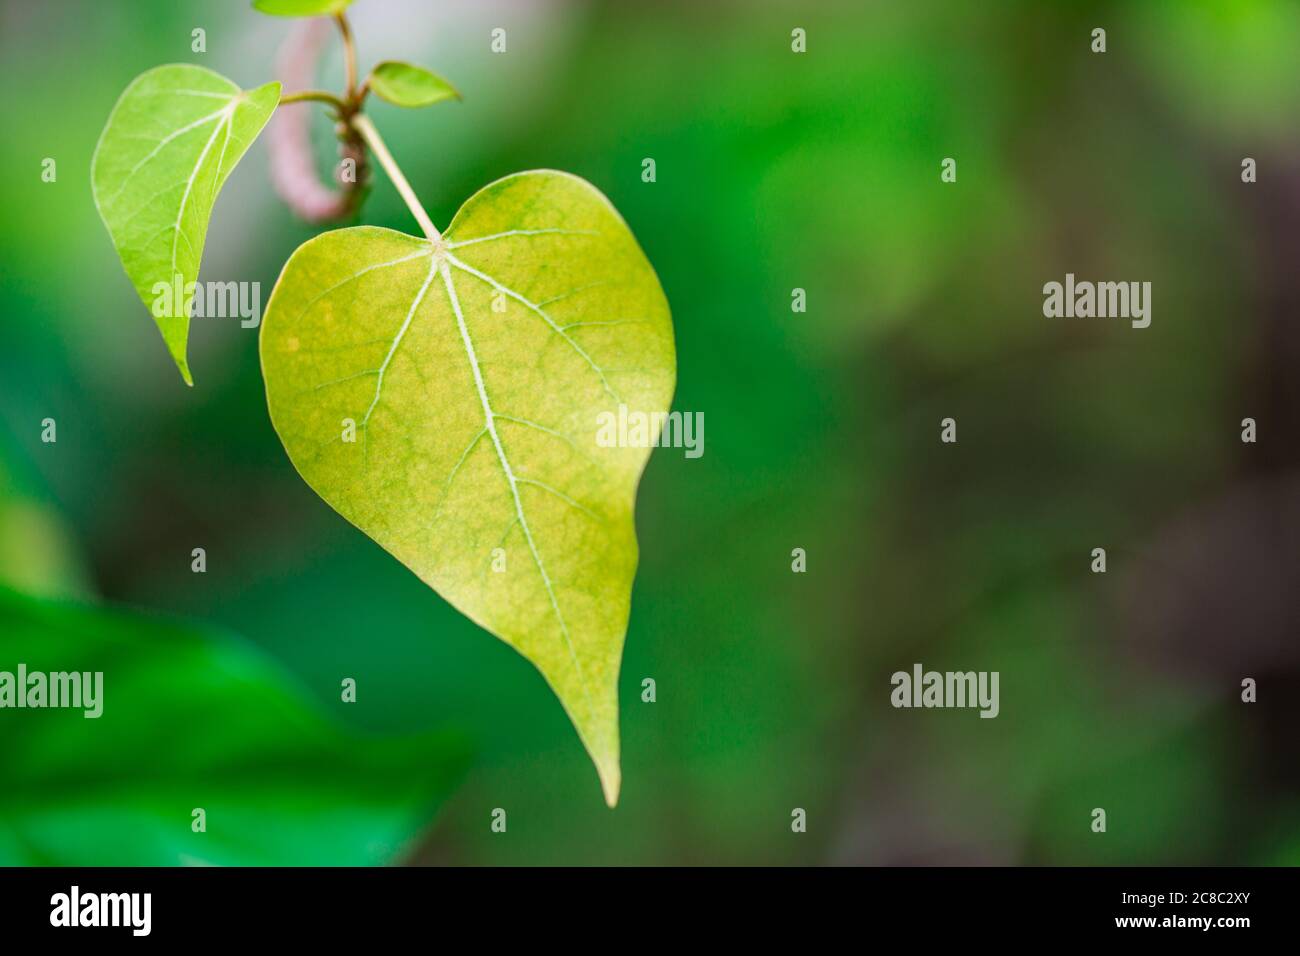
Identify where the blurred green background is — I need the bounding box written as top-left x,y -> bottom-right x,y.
1,0 -> 1298,865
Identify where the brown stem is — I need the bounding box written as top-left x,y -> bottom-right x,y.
267,19 -> 367,223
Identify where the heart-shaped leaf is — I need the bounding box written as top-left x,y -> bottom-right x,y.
92,65 -> 280,385
368,61 -> 461,109
253,0 -> 353,16
260,171 -> 675,805
0,587 -> 470,865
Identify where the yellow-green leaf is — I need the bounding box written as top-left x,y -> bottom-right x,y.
92,65 -> 280,385
260,171 -> 675,805
253,0 -> 353,16
368,61 -> 461,109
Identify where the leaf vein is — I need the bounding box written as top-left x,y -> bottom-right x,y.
515,477 -> 603,524
438,260 -> 594,716
169,110 -> 234,284
446,252 -> 622,403
446,228 -> 599,250
99,105 -> 231,210
296,249 -> 432,321
359,256 -> 439,466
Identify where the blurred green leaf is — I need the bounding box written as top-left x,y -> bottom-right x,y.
0,502 -> 90,602
260,171 -> 676,806
0,587 -> 469,865
368,61 -> 461,109
91,65 -> 280,385
1130,0 -> 1300,136
0,444 -> 91,601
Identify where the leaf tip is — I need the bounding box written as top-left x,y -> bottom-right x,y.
598,758 -> 621,808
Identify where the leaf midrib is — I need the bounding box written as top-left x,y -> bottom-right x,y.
170,105 -> 236,291
435,258 -> 594,722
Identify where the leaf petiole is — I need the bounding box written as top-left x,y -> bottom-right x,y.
278,89 -> 348,111
350,112 -> 442,243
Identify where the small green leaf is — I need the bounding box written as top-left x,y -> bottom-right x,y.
92,65 -> 280,385
0,587 -> 470,865
368,61 -> 461,109
260,171 -> 675,806
252,0 -> 353,16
